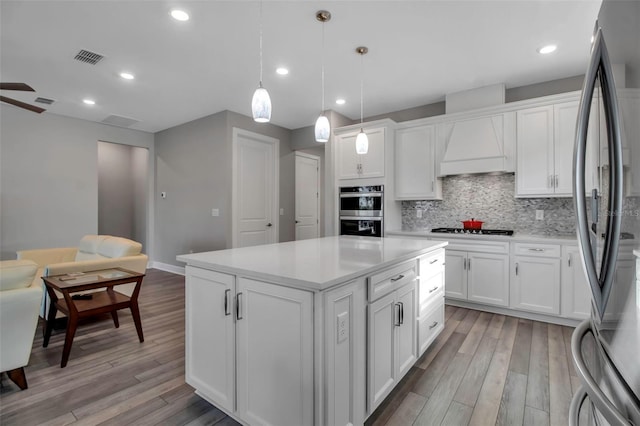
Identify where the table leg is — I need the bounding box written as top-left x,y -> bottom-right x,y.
43,299 -> 58,347
110,310 -> 120,328
60,314 -> 79,368
130,302 -> 144,343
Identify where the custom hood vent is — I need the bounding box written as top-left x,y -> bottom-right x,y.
439,84 -> 514,176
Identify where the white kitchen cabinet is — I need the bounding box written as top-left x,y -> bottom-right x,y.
416,249 -> 445,356
337,127 -> 385,179
561,245 -> 592,320
511,243 -> 561,315
445,242 -> 510,307
367,262 -> 417,413
516,100 -> 598,197
395,125 -> 442,199
185,267 -> 314,426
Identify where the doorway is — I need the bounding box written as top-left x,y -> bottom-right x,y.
97,141 -> 149,250
295,152 -> 321,240
232,128 -> 279,248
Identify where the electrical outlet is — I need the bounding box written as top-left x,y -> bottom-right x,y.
536,209 -> 544,220
337,312 -> 349,343
160,192 -> 167,199
211,208 -> 220,217
416,209 -> 423,218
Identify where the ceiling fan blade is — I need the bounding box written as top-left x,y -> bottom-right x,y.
0,96 -> 45,113
0,82 -> 35,92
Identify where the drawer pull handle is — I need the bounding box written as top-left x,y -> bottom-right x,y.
429,258 -> 439,264
528,248 -> 545,252
429,286 -> 439,293
391,274 -> 405,282
429,321 -> 439,330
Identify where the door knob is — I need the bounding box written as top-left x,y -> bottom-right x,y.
266,223 -> 272,227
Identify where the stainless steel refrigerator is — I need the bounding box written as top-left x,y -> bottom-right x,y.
571,0 -> 640,424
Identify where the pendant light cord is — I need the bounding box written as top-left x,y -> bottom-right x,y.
360,53 -> 364,124
259,1 -> 264,85
321,21 -> 325,113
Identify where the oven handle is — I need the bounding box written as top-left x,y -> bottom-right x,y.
339,216 -> 383,221
339,192 -> 383,198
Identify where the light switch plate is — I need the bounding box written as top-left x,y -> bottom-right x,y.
211,208 -> 220,217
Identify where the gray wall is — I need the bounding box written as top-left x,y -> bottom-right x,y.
0,105 -> 154,260
154,110 -> 294,267
97,141 -> 148,249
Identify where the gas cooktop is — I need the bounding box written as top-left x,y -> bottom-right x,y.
430,228 -> 514,236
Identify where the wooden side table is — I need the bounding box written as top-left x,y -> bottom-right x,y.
41,268 -> 145,367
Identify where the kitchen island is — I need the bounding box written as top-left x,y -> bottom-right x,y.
177,236 -> 447,426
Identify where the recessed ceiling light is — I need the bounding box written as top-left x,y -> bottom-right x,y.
336,99 -> 346,105
537,44 -> 557,54
83,99 -> 95,105
120,72 -> 135,80
170,9 -> 189,21
276,67 -> 289,75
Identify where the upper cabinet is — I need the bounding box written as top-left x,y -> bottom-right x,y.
516,100 -> 598,197
395,125 -> 442,200
337,127 -> 385,180
437,112 -> 516,176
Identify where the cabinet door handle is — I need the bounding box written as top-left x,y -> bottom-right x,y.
467,259 -> 471,270
568,253 -> 572,267
515,263 -> 519,276
429,258 -> 439,264
463,258 -> 467,270
395,303 -> 401,327
528,248 -> 545,252
399,302 -> 404,325
224,289 -> 231,316
548,175 -> 553,188
431,181 -> 434,192
391,274 -> 405,282
236,292 -> 243,320
429,321 -> 439,330
429,286 -> 439,293
555,174 -> 559,188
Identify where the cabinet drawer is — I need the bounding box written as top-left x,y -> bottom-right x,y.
368,260 -> 417,302
446,240 -> 509,254
418,300 -> 444,357
418,250 -> 445,280
418,271 -> 444,317
513,243 -> 560,258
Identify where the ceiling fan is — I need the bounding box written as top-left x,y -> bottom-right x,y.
1,82 -> 45,113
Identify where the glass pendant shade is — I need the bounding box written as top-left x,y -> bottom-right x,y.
355,129 -> 369,154
314,114 -> 330,143
252,84 -> 271,123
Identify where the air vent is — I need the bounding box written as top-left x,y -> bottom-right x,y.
101,114 -> 140,128
35,97 -> 55,105
74,49 -> 104,65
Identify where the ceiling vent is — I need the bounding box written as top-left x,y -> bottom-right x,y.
101,114 -> 140,128
34,97 -> 55,105
74,49 -> 104,65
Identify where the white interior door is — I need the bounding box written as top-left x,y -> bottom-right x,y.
232,128 -> 279,248
295,152 -> 320,240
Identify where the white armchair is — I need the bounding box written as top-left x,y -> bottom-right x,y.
0,259 -> 42,389
17,235 -> 148,319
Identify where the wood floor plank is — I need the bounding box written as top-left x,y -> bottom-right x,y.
416,317 -> 461,370
525,321 -> 550,413
413,352 -> 472,425
458,311 -> 492,355
412,332 -> 466,397
455,309 -> 481,334
485,313 -> 506,339
453,334 -> 499,407
523,405 -> 550,426
548,324 -> 573,426
382,391 -> 427,426
563,325 -> 578,377
509,319 -> 533,375
441,400 -> 473,426
496,371 -> 528,426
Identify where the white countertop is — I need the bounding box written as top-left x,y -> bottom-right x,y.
177,236 -> 447,291
386,229 -> 580,244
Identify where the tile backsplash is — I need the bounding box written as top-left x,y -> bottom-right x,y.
401,173 -> 577,236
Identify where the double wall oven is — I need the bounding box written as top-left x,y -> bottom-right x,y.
339,185 -> 384,237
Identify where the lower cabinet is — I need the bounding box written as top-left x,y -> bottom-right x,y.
417,250 -> 445,356
511,243 -> 561,315
561,245 -> 591,319
185,266 -> 314,426
444,242 -> 510,307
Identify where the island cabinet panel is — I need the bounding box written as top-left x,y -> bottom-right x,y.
185,267 -> 235,413
236,277 -> 314,426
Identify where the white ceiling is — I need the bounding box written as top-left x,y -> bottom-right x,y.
0,0 -> 601,133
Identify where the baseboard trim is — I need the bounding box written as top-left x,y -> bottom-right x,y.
151,261 -> 185,276
445,298 -> 582,327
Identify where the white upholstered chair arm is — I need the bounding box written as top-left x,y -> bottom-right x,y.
44,255 -> 148,276
17,248 -> 77,267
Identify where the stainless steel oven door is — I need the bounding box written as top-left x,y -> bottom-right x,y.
339,217 -> 383,237
339,193 -> 383,217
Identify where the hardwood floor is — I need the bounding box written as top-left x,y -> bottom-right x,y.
0,269 -> 579,425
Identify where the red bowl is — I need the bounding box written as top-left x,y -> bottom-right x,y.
462,219 -> 483,230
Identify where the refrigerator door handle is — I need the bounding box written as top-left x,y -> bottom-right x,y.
571,320 -> 633,425
573,26 -> 624,319
568,386 -> 589,426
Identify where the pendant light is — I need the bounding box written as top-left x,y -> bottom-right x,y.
252,1 -> 271,123
314,10 -> 331,143
355,46 -> 369,154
